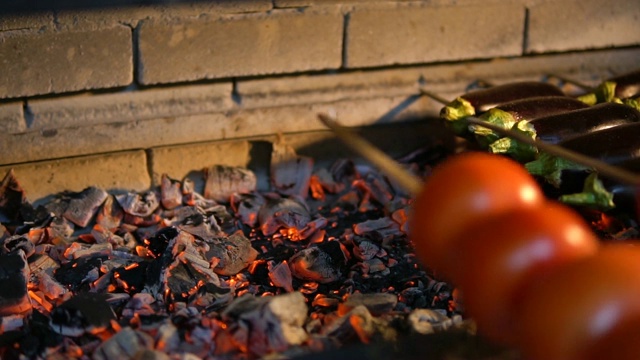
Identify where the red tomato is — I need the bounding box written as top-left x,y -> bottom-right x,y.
409,152 -> 545,274
514,244 -> 640,360
582,316 -> 640,360
450,202 -> 600,344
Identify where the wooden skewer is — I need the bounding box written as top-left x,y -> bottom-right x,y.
466,117 -> 640,186
317,113 -> 423,197
418,88 -> 451,105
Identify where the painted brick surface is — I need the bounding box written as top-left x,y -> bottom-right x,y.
0,151 -> 150,203
0,102 -> 25,134
346,2 -> 524,68
0,26 -> 133,99
137,9 -> 343,84
150,140 -> 251,186
28,82 -> 233,131
527,0 -> 640,53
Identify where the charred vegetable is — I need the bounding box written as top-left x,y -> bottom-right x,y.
578,69 -> 640,105
441,82 -> 565,135
491,103 -> 640,161
525,122 -> 640,187
471,96 -> 589,148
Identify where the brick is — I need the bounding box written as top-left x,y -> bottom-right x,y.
150,140 -> 251,186
527,0 -> 640,53
0,102 -> 25,134
0,26 -> 133,99
137,9 -> 343,84
346,2 -> 524,68
0,151 -> 150,203
0,12 -> 53,31
27,82 -> 233,131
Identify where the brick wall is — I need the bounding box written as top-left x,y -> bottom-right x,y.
0,0 -> 639,200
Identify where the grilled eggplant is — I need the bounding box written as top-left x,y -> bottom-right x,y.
525,122 -> 640,187
471,96 -> 589,148
440,81 -> 565,135
491,103 -> 640,161
578,69 -> 640,105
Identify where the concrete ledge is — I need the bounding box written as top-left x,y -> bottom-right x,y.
137,9 -> 343,84
0,151 -> 150,203
27,82 -> 234,132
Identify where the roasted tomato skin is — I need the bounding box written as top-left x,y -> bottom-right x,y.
409,152 -> 545,274
449,202 -> 600,344
514,245 -> 640,360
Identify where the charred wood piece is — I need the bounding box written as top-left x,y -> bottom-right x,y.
0,250 -> 32,316
0,169 -> 27,224
258,197 -> 311,236
116,191 -> 159,218
160,174 -> 182,210
49,293 -> 116,337
289,241 -> 346,284
96,195 -> 124,231
61,187 -> 108,228
92,326 -> 154,360
204,165 -> 257,203
206,231 -> 258,276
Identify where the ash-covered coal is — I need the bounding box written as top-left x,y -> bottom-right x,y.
0,144 -> 491,359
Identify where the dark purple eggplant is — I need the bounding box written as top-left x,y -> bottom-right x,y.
525,122 -> 640,188
441,81 -> 565,135
471,96 -> 589,147
578,69 -> 640,105
491,103 -> 640,161
559,158 -> 640,217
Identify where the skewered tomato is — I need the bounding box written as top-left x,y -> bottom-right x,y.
409,152 -> 545,275
449,201 -> 600,344
514,244 -> 640,360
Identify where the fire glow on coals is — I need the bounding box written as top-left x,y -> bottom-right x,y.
0,142 -> 468,359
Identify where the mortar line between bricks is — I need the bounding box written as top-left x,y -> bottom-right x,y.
341,12 -> 351,69
522,7 -> 530,55
132,25 -> 141,87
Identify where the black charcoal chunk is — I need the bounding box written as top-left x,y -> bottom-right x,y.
0,169 -> 27,224
62,187 -> 109,227
116,191 -> 159,218
0,250 -> 31,316
1,234 -> 35,258
146,227 -> 179,258
92,326 -> 154,360
166,261 -> 208,303
230,193 -> 265,228
206,231 -> 258,276
204,165 -> 257,203
49,293 -> 116,337
113,261 -> 148,294
289,241 -> 346,284
54,255 -> 107,291
340,293 -> 398,316
258,197 -> 310,236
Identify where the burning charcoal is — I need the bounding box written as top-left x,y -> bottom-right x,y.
47,216 -> 74,243
160,174 -> 182,210
258,196 -> 311,236
271,142 -> 314,198
166,261 -> 209,303
145,227 -> 179,257
353,239 -> 380,261
207,231 -> 258,276
156,322 -> 180,353
268,260 -> 294,292
289,241 -> 346,284
54,255 -> 107,291
222,292 -> 308,356
0,169 -> 27,224
313,168 -> 345,194
1,314 -> 25,333
364,258 -> 389,275
30,254 -> 67,300
64,242 -> 112,260
230,193 -> 264,228
92,326 -> 154,360
407,309 -> 468,334
49,293 -> 116,336
193,282 -> 233,312
353,217 -> 402,244
338,293 -> 398,316
116,191 -> 159,218
204,165 -> 257,203
322,305 -> 377,344
2,234 -> 35,258
169,206 -> 223,240
96,195 -> 123,231
61,187 -> 108,227
113,262 -> 149,294
353,171 -> 394,206
205,204 -> 237,235
0,250 -> 32,316
391,208 -> 409,234
330,158 -> 358,184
